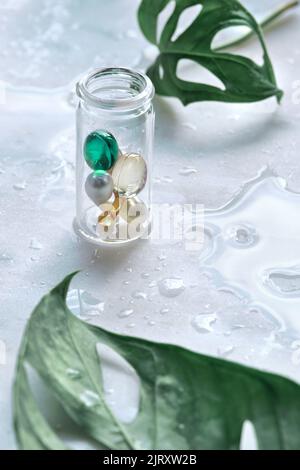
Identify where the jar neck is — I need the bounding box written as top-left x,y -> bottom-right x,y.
76,67 -> 154,115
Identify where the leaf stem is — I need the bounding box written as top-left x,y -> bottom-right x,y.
216,0 -> 299,51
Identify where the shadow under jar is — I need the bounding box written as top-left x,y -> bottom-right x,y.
74,67 -> 155,246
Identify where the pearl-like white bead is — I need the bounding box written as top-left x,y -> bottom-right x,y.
85,170 -> 113,205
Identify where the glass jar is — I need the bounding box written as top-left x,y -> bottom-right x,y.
74,67 -> 155,246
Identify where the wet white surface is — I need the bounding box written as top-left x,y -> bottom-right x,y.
1,0 -> 300,450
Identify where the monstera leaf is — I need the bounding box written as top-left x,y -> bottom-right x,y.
13,273 -> 300,450
138,0 -> 284,104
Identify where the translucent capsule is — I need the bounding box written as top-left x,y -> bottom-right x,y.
119,196 -> 148,224
98,191 -> 121,231
112,153 -> 147,197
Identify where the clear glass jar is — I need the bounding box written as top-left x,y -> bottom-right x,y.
74,67 -> 155,246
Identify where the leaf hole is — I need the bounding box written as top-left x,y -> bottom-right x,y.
211,27 -> 264,67
171,4 -> 203,42
157,0 -> 176,43
176,59 -> 226,90
240,420 -> 258,450
97,343 -> 140,424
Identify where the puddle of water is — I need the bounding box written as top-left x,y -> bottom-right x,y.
202,168 -> 300,333
263,267 -> 300,298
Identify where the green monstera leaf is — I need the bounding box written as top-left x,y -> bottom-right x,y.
13,273 -> 300,450
138,0 -> 285,104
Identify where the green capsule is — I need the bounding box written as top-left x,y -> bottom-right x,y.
84,130 -> 119,171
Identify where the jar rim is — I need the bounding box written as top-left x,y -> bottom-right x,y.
76,67 -> 155,111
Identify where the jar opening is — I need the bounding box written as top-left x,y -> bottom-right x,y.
77,67 -> 154,111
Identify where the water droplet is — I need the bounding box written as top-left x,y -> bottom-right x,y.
148,281 -> 157,289
263,267 -> 300,298
141,272 -> 150,279
232,324 -> 245,331
66,368 -> 81,380
80,292 -> 105,315
191,314 -> 217,334
158,278 -> 185,298
157,253 -> 167,261
118,308 -> 134,318
66,289 -> 104,317
80,390 -> 100,407
179,167 -> 198,176
161,176 -> 173,184
0,253 -> 13,262
148,320 -> 155,326
181,122 -> 197,131
224,331 -> 232,337
123,280 -> 131,286
224,224 -> 258,248
94,249 -> 102,259
236,229 -> 250,243
132,291 -> 147,300
218,346 -> 235,357
13,181 -> 27,191
127,323 -> 136,329
291,340 -> 300,350
29,238 -> 43,250
160,307 -> 170,315
124,266 -> 133,273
